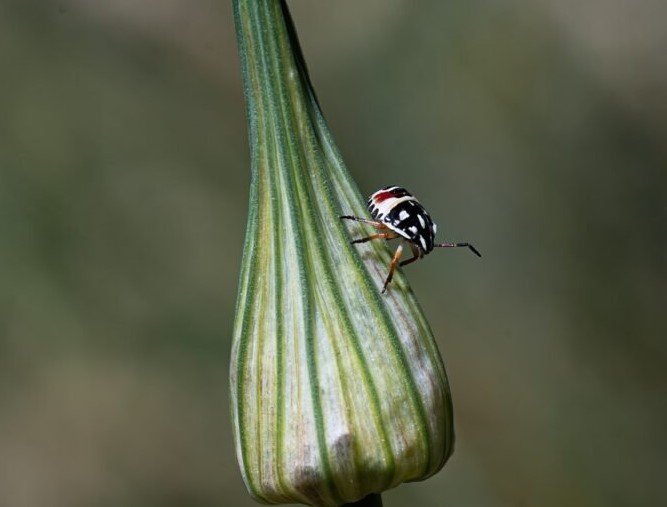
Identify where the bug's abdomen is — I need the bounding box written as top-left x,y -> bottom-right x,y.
367,186 -> 437,255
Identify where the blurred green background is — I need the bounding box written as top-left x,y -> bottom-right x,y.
1,1 -> 665,506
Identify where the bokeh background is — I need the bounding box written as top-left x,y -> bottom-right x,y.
1,1 -> 666,506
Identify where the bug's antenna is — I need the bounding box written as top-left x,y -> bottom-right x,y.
435,242 -> 482,257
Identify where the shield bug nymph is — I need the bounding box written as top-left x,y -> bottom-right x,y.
341,186 -> 481,293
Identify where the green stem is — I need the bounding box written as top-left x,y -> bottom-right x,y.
343,493 -> 383,507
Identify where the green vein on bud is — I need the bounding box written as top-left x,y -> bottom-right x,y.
230,1 -> 454,505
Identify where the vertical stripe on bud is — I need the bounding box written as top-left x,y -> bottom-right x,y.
230,1 -> 454,505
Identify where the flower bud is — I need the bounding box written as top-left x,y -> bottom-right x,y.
230,1 -> 454,505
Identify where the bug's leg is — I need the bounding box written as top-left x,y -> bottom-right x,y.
435,242 -> 482,257
340,215 -> 387,229
399,243 -> 421,267
351,232 -> 398,244
382,244 -> 404,293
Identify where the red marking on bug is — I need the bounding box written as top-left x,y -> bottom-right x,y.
373,191 -> 395,203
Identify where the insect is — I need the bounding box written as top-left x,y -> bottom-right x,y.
341,185 -> 481,293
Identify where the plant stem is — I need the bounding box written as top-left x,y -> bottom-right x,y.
343,493 -> 383,507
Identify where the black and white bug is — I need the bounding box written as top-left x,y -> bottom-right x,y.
341,186 -> 481,293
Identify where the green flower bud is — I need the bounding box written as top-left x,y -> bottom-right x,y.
230,1 -> 454,505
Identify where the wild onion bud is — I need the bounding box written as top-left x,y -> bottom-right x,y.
230,1 -> 454,505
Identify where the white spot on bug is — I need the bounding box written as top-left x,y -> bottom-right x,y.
419,235 -> 427,250
399,210 -> 409,220
409,226 -> 418,234
433,223 -> 438,234
418,215 -> 426,227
